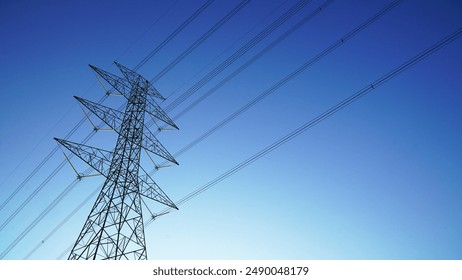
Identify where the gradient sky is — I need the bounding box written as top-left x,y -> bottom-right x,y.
0,0 -> 461,260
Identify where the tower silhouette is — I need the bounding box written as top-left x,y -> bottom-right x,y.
55,62 -> 178,260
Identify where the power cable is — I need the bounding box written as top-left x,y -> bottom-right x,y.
24,187 -> 100,260
148,26 -> 462,225
0,0 -> 214,233
0,131 -> 97,234
116,0 -> 181,63
145,0 -> 326,129
0,179 -> 81,259
156,0 -> 402,169
4,0 -> 300,224
171,0 -> 334,122
163,0 -> 314,113
0,146 -> 59,213
133,0 -> 216,72
162,0 -> 291,101
150,0 -> 251,83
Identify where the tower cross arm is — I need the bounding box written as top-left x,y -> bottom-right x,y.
142,126 -> 178,165
89,65 -> 132,97
89,63 -> 177,129
138,167 -> 178,210
145,97 -> 179,130
75,96 -> 177,164
114,61 -> 165,100
54,138 -> 113,177
75,96 -> 123,130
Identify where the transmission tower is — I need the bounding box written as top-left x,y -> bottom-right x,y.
55,62 -> 178,260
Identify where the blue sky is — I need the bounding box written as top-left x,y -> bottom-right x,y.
0,0 -> 461,260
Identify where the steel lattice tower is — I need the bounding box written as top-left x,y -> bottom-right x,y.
55,62 -> 178,260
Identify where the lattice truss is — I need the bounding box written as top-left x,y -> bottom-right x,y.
55,62 -> 178,260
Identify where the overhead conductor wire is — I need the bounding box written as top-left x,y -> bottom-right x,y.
171,0 -> 402,158
161,0 -> 291,101
163,0 -> 314,113
146,27 -> 462,223
132,0 -> 216,71
170,0 -> 335,122
150,0 -> 252,83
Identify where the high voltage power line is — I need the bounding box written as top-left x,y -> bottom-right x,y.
146,27 -> 462,226
132,0 -> 216,72
0,0 -> 215,217
0,131 -> 96,233
2,1 -> 459,260
170,0 -> 403,158
23,0 -> 399,259
161,0 -> 291,101
146,0 -> 334,128
52,0 -> 316,258
0,0 -> 244,235
0,0 -> 297,230
19,0 -> 333,259
163,0 -> 313,113
24,186 -> 100,260
0,0 -> 315,258
169,0 -> 334,123
150,0 -> 252,83
60,23 -> 462,259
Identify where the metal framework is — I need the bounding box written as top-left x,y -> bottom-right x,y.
55,62 -> 178,260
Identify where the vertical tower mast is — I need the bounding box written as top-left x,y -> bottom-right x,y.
55,62 -> 178,260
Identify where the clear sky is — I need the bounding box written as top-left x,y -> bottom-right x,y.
0,0 -> 461,260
